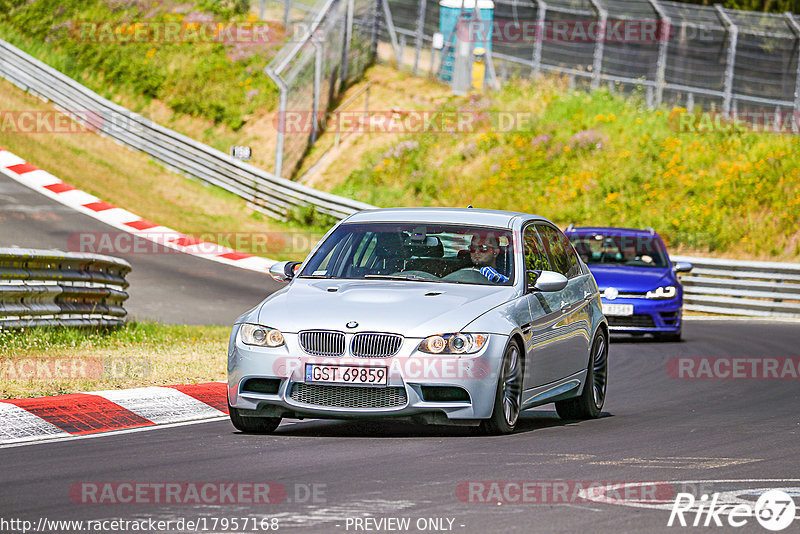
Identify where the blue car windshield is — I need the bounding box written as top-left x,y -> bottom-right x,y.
299,223 -> 515,285
568,234 -> 669,268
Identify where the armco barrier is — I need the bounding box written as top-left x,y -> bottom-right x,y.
0,248 -> 131,328
0,39 -> 376,221
672,255 -> 800,318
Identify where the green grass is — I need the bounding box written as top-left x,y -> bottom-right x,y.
332,76 -> 800,260
0,322 -> 229,398
0,0 -> 280,130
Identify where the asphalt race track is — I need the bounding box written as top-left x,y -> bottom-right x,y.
2,321 -> 799,533
0,170 -> 282,325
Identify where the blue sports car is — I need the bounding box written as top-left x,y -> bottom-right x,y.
564,227 -> 692,341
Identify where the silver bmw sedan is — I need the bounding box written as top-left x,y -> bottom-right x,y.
227,208 -> 608,434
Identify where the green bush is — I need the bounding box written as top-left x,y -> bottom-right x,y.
0,0 -> 281,129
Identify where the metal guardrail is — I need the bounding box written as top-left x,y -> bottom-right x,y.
0,39 -> 375,221
673,255 -> 800,318
0,248 -> 131,328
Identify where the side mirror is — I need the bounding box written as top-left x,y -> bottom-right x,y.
269,260 -> 301,282
673,262 -> 693,273
526,270 -> 568,292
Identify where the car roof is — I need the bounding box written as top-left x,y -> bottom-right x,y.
565,226 -> 661,238
343,207 -> 551,228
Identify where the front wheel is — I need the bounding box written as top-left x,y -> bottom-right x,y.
228,403 -> 281,434
481,339 -> 523,435
555,331 -> 607,420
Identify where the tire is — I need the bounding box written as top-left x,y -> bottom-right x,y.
555,331 -> 607,420
228,403 -> 281,434
480,339 -> 523,435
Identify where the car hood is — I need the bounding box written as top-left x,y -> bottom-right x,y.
254,279 -> 518,337
587,265 -> 675,293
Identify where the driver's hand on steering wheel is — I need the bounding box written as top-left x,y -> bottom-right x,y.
479,266 -> 509,283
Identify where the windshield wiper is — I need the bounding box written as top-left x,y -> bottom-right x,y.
364,274 -> 440,282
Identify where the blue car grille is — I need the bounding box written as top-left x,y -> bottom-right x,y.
290,383 -> 407,408
607,315 -> 656,328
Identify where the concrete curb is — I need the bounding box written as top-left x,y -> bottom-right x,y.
0,382 -> 228,446
0,147 -> 276,273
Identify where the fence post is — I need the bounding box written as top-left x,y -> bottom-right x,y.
265,68 -> 288,177
341,0 -> 355,84
646,0 -> 670,108
284,0 -> 291,31
715,4 -> 738,114
311,35 -> 323,144
260,0 -> 267,20
786,13 -> 800,117
381,0 -> 403,65
414,0 -> 427,76
587,0 -> 607,89
532,0 -> 546,78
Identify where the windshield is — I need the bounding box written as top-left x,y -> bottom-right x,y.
568,233 -> 669,268
299,223 -> 515,285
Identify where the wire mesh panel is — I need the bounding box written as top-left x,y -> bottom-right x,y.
491,0 -> 541,77
727,10 -> 797,105
659,2 -> 727,95
540,0 -> 597,77
266,0 -> 379,178
598,0 -> 660,83
374,0 -> 800,117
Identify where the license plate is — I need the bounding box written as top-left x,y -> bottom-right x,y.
305,364 -> 388,386
602,303 -> 634,316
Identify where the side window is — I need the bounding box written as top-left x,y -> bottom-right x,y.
536,225 -> 571,277
523,225 -> 550,272
559,232 -> 582,278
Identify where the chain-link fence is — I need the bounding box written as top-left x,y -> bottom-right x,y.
264,0 -> 379,178
379,0 -> 800,114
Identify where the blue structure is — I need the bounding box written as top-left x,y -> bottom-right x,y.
438,0 -> 494,83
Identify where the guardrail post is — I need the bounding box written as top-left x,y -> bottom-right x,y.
341,0 -> 355,84
647,0 -> 670,108
715,5 -> 738,114
786,13 -> 800,121
587,0 -> 607,90
532,0 -> 547,78
413,0 -> 427,76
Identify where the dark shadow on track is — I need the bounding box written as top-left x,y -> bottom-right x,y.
228,410 -> 613,439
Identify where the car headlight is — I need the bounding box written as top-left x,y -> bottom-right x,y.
646,285 -> 677,299
239,323 -> 284,347
418,333 -> 489,354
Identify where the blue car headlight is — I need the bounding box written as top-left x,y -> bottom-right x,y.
646,285 -> 677,299
239,323 -> 285,347
418,333 -> 489,354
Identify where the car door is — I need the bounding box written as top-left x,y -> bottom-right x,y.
521,224 -> 568,389
526,224 -> 592,387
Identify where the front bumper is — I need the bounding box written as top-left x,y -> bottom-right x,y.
227,328 -> 508,423
601,296 -> 682,333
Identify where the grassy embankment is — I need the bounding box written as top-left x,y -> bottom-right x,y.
0,323 -> 229,399
327,77 -> 800,261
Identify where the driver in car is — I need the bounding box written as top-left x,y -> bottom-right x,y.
469,233 -> 509,283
